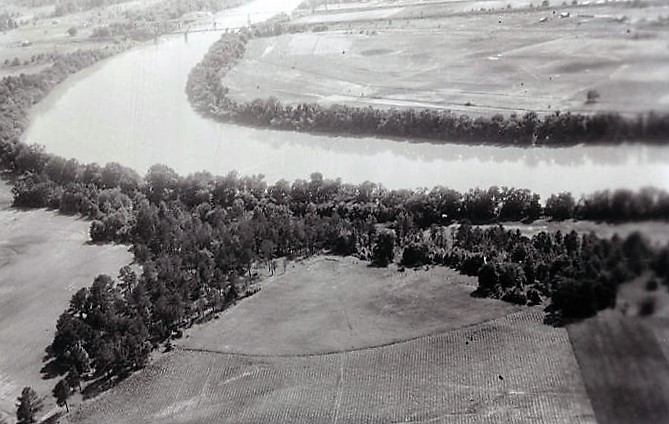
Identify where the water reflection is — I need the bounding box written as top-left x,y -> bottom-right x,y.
21,3 -> 669,198
256,128 -> 669,167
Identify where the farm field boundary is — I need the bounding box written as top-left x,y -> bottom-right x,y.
65,309 -> 597,424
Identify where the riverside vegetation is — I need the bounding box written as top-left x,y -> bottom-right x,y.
1,15 -> 668,422
187,23 -> 669,146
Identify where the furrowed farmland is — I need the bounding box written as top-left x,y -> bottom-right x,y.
64,310 -> 596,424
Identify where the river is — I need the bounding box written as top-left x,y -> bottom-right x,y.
22,0 -> 669,198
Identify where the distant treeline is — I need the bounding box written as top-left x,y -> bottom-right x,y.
90,0 -> 250,41
50,0 -> 245,18
187,30 -> 669,146
127,0 -> 248,21
1,18 -> 668,415
90,21 -> 177,40
52,0 -> 130,17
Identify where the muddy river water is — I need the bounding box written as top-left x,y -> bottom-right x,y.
22,0 -> 669,198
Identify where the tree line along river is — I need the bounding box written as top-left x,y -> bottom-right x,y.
21,0 -> 669,199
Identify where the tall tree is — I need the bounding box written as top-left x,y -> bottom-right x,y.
16,387 -> 43,424
52,380 -> 70,413
372,230 -> 395,267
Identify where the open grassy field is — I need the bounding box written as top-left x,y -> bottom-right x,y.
65,310 -> 596,424
0,180 -> 132,422
223,0 -> 669,116
181,256 -> 521,355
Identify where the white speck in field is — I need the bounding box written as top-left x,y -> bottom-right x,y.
152,397 -> 198,419
221,370 -> 256,385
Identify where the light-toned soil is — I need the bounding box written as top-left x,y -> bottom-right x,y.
225,1 -> 669,116
66,309 -> 596,424
0,180 -> 132,421
180,255 -> 521,355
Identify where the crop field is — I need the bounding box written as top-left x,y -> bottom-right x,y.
180,256 -> 521,355
568,310 -> 669,424
65,310 -> 596,424
223,0 -> 669,116
0,180 -> 132,421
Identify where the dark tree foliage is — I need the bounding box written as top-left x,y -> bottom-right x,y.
16,387 -> 43,424
401,241 -> 431,268
52,379 -> 70,412
372,230 -> 396,267
545,192 -> 575,220
445,225 -> 653,318
26,163 -> 665,396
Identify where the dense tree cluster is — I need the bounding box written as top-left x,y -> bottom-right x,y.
90,0 -> 249,41
51,0 -> 132,17
188,32 -> 669,146
444,225 -> 666,319
15,387 -> 43,424
2,52 -> 65,69
43,170 -> 669,394
125,0 -> 246,22
90,21 -> 176,41
50,0 -> 238,18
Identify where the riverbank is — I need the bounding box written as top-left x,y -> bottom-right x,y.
2,1 -> 668,423
187,2 -> 669,147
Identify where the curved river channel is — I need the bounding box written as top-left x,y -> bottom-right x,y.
23,0 -> 669,198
